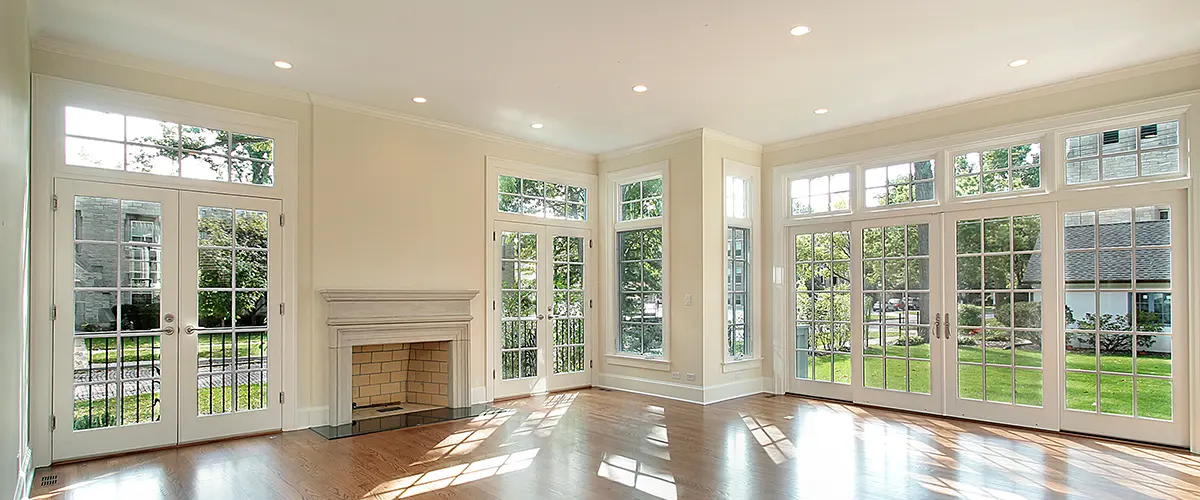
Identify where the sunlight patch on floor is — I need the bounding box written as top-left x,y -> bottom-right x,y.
504,392 -> 577,444
369,448 -> 539,499
740,414 -> 795,465
410,409 -> 515,465
597,453 -> 677,500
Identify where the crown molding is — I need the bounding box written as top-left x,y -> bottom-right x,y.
598,129 -> 703,163
701,128 -> 762,154
32,36 -> 597,162
308,95 -> 595,161
763,52 -> 1200,154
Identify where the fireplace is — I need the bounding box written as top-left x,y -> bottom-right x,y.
321,289 -> 477,427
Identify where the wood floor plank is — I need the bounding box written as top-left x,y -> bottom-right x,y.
30,389 -> 1200,499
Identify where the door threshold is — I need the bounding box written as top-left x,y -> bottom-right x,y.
494,385 -> 593,402
50,429 -> 282,466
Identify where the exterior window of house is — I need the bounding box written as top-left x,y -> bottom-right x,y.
955,143 -> 1042,197
790,172 -> 850,216
1065,120 -> 1180,185
725,172 -> 754,360
498,175 -> 587,220
795,231 -> 852,384
616,175 -> 665,357
65,106 -> 275,186
864,160 -> 935,207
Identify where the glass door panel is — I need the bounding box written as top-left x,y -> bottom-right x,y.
548,229 -> 591,390
1058,194 -> 1188,447
788,225 -> 854,401
178,192 -> 282,443
944,204 -> 1059,429
851,215 -> 942,414
52,179 -> 180,461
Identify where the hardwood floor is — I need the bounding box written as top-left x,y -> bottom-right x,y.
30,389 -> 1200,499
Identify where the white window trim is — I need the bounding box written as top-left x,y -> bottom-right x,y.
948,135 -> 1050,200
858,154 -> 941,213
486,156 -> 596,229
723,159 -> 761,365
1054,112 -> 1189,191
603,160 -> 670,364
783,165 -> 855,221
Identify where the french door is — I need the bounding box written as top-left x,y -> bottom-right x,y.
943,203 -> 1060,429
493,221 -> 592,399
52,179 -> 282,461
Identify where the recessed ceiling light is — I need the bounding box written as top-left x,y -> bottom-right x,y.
790,25 -> 811,36
632,84 -> 649,93
273,60 -> 292,70
412,97 -> 428,103
814,108 -> 829,115
531,123 -> 544,129
1009,59 -> 1030,67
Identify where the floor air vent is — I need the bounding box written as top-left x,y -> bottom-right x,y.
40,474 -> 58,487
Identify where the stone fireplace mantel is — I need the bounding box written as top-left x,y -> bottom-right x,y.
321,289 -> 478,426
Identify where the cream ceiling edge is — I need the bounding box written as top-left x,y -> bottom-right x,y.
30,36 -> 596,162
598,128 -> 762,163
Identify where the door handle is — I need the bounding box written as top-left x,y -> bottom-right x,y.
933,313 -> 941,339
536,314 -> 546,320
161,326 -> 175,336
945,316 -> 952,342
184,325 -> 197,335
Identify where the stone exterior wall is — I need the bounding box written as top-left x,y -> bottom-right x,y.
351,341 -> 449,408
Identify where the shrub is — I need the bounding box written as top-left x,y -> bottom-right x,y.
957,304 -> 983,327
995,301 -> 1042,328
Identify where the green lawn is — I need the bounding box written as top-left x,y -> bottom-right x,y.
802,345 -> 1172,420
84,334 -> 266,364
73,383 -> 267,430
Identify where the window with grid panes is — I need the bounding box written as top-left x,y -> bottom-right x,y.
864,160 -> 935,207
1064,120 -> 1180,185
498,174 -> 587,221
955,143 -> 1042,197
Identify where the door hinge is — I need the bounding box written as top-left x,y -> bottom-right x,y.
589,300 -> 593,309
279,392 -> 285,404
279,303 -> 285,315
51,304 -> 57,321
492,231 -> 496,242
279,214 -> 285,227
492,369 -> 496,380
589,360 -> 593,369
52,195 -> 59,211
492,300 -> 496,311
589,239 -> 593,249
50,415 -> 56,431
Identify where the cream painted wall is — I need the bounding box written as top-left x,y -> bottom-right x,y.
310,105 -> 594,409
0,0 -> 30,496
599,137 -> 707,386
701,138 -> 763,390
759,60 -> 1200,387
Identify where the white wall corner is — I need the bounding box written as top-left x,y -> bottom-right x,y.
595,373 -> 705,404
701,377 -> 770,405
471,386 -> 489,405
293,406 -> 329,429
701,128 -> 763,154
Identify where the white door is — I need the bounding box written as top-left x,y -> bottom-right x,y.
177,192 -> 283,443
1057,191 -> 1189,447
943,203 -> 1061,429
850,214 -> 944,414
788,223 -> 854,401
52,179 -> 180,461
52,180 -> 283,460
493,222 -> 592,398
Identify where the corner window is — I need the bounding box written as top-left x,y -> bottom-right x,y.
498,175 -> 587,220
1065,120 -> 1180,185
65,106 -> 275,186
864,160 -> 935,207
790,172 -> 850,216
955,143 -> 1042,197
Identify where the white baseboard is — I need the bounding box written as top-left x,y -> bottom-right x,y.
596,373 -> 705,404
702,377 -> 770,404
596,374 -> 769,406
471,386 -> 489,405
15,445 -> 32,500
292,406 -> 329,429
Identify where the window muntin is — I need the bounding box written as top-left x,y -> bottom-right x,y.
790,172 -> 850,216
1064,120 -> 1180,185
727,227 -> 751,359
726,177 -> 748,219
65,106 -> 275,186
794,231 -> 852,384
955,143 -> 1042,197
617,228 -> 664,357
1063,205 -> 1174,420
498,175 -> 587,221
864,160 -> 935,207
619,178 -> 663,222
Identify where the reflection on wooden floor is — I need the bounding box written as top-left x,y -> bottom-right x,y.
30,388 -> 1200,499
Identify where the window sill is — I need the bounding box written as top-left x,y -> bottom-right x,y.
722,357 -> 762,373
606,354 -> 671,372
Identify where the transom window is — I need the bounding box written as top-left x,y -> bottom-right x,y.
790,172 -> 850,216
619,178 -> 663,222
65,106 -> 275,186
498,175 -> 587,221
1065,120 -> 1180,185
864,160 -> 935,207
955,143 -> 1042,197
726,177 -> 748,219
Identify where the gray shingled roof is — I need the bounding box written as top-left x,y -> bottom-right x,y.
1024,220 -> 1170,284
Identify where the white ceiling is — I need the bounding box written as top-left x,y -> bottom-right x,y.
31,0 -> 1200,154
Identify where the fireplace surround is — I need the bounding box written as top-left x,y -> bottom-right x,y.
321,289 -> 477,427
